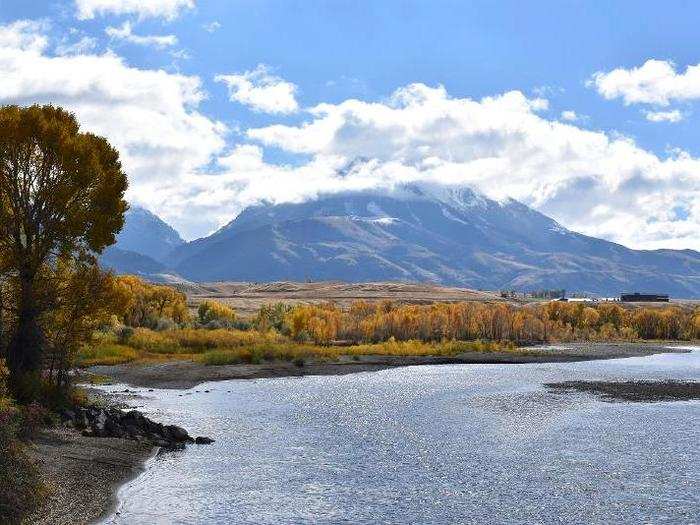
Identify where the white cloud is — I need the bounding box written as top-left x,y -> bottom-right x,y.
75,0 -> 194,20
215,64 -> 299,114
644,109 -> 684,123
202,21 -> 221,33
0,20 -> 49,52
560,110 -> 578,121
55,35 -> 98,55
0,19 -> 226,239
243,83 -> 700,250
106,21 -> 177,48
589,59 -> 700,106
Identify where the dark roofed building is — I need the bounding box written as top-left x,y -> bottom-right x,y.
620,293 -> 670,302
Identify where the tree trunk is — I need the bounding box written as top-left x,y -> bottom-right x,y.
7,275 -> 44,402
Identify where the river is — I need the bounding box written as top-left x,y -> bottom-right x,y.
100,348 -> 699,524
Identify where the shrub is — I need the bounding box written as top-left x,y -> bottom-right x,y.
198,301 -> 236,327
254,303 -> 293,332
128,328 -> 182,354
17,402 -> 50,441
154,317 -> 177,332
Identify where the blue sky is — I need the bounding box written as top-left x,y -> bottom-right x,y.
0,0 -> 699,249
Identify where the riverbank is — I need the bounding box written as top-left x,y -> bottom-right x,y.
88,342 -> 691,389
27,426 -> 155,525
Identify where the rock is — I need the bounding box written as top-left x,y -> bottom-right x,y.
106,419 -> 126,438
124,424 -> 140,438
67,404 -> 199,450
92,410 -> 108,436
75,411 -> 89,430
195,436 -> 215,445
165,425 -> 192,443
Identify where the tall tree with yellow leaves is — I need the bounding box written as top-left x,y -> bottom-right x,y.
0,105 -> 127,400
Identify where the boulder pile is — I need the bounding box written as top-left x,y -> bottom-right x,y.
59,407 -> 214,449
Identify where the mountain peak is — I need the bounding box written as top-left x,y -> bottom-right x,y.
115,205 -> 184,263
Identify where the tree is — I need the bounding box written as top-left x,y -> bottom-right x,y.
0,105 -> 127,399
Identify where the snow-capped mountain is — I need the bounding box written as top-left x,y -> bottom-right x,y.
160,183 -> 700,296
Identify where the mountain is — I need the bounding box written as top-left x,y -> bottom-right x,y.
99,206 -> 185,281
115,206 -> 184,263
169,184 -> 700,297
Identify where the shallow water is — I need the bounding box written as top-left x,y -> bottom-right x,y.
101,349 -> 699,524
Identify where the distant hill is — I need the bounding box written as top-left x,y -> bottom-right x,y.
167,183 -> 700,297
115,206 -> 184,263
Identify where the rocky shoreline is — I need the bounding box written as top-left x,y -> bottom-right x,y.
59,406 -> 215,449
27,427 -> 155,525
28,397 -> 214,525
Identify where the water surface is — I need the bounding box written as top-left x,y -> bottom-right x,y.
102,349 -> 699,524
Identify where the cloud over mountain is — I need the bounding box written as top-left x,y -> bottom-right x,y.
1,17 -> 699,253
243,83 -> 700,251
105,21 -> 177,49
590,59 -> 700,106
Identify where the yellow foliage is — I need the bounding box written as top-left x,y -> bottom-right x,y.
115,275 -> 190,328
283,300 -> 699,344
198,300 -> 236,326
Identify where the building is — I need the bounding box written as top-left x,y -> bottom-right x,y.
620,293 -> 670,303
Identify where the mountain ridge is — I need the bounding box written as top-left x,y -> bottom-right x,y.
105,184 -> 700,297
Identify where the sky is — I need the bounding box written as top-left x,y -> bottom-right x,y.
0,1 -> 699,251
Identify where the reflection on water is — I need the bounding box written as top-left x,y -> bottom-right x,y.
102,349 -> 699,524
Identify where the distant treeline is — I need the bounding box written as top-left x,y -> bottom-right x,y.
113,277 -> 700,345
270,301 -> 700,344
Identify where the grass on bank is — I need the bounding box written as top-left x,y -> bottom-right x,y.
196,339 -> 513,366
76,328 -> 517,368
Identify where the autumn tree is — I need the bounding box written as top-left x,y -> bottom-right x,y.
114,275 -> 189,328
0,105 -> 127,399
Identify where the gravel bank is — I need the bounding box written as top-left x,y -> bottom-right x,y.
545,380 -> 700,402
27,427 -> 155,525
